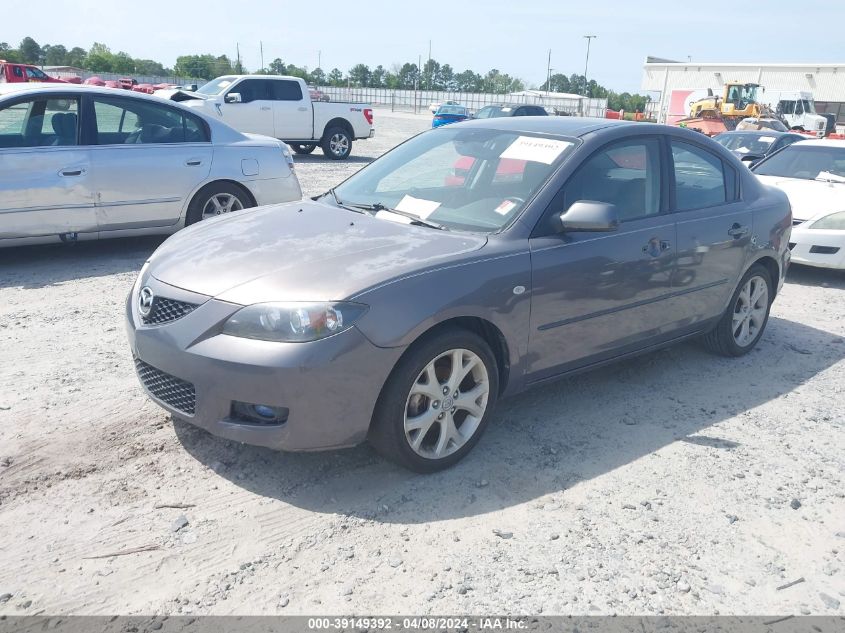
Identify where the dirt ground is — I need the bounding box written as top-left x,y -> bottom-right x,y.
0,109 -> 843,617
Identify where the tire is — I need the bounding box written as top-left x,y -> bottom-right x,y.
368,328 -> 499,473
291,143 -> 316,155
701,264 -> 773,357
185,182 -> 253,226
321,126 -> 352,160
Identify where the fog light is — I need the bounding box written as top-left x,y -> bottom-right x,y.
230,401 -> 289,426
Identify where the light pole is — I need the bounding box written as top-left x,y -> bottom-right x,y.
583,35 -> 596,97
546,49 -> 551,95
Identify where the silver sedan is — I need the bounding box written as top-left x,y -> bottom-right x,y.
0,84 -> 301,247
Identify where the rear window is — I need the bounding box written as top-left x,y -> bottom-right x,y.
754,145 -> 845,181
271,80 -> 303,101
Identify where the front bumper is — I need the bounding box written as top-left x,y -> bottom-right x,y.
789,226 -> 845,270
125,277 -> 404,451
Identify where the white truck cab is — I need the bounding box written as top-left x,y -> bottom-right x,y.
157,75 -> 374,160
771,91 -> 828,137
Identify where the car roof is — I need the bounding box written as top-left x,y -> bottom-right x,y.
456,115 -> 637,138
716,130 -> 791,137
0,83 -> 199,107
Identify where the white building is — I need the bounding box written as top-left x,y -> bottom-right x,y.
641,57 -> 845,125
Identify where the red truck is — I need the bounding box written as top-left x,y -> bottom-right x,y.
0,61 -> 77,84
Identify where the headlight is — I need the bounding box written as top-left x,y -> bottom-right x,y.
810,211 -> 845,230
133,261 -> 150,295
223,302 -> 367,342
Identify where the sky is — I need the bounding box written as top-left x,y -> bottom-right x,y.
5,0 -> 845,93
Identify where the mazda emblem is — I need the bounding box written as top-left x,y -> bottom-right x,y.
138,287 -> 154,317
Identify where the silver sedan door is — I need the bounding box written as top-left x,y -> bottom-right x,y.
89,95 -> 212,231
0,94 -> 95,240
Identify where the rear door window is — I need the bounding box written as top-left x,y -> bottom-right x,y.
93,96 -> 209,144
270,80 -> 303,101
0,96 -> 79,148
671,141 -> 730,211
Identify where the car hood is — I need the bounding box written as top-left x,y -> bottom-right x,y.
148,201 -> 488,305
755,175 -> 845,222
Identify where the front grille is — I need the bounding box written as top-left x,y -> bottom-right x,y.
142,297 -> 198,326
809,245 -> 840,255
135,359 -> 196,415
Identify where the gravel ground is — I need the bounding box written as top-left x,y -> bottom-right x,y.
0,109 -> 843,617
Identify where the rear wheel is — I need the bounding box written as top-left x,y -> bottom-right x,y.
369,329 -> 499,472
185,182 -> 253,226
321,126 -> 352,160
702,264 -> 772,357
291,143 -> 316,155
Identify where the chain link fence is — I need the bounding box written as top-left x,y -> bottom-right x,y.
316,86 -> 607,118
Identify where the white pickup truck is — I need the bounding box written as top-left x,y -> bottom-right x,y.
156,75 -> 374,160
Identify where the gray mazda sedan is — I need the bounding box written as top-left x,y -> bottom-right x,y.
127,117 -> 791,472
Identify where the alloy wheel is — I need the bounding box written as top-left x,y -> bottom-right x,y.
201,193 -> 244,220
403,348 -> 490,459
732,274 -> 768,347
329,133 -> 349,157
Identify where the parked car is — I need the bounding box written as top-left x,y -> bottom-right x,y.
156,75 -> 374,160
128,118 -> 790,472
713,130 -> 806,167
0,61 -> 70,84
753,139 -> 845,269
473,104 -> 549,118
432,104 -> 470,128
429,100 -> 459,114
308,86 -> 329,102
0,84 -> 301,248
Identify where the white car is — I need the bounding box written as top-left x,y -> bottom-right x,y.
0,84 -> 302,248
754,139 -> 845,270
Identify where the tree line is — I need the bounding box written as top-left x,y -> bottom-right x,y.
1,37 -> 650,110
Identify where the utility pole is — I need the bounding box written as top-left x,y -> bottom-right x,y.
260,41 -> 264,73
318,50 -> 322,70
236,43 -> 242,73
583,35 -> 596,97
428,39 -> 432,90
546,49 -> 552,94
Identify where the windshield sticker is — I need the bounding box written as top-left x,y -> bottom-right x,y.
501,136 -> 573,165
218,80 -> 232,88
759,136 -> 776,143
395,195 -> 441,219
736,147 -> 750,153
495,200 -> 517,215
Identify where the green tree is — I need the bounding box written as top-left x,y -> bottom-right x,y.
439,64 -> 455,91
112,51 -> 136,74
19,37 -> 42,64
44,44 -> 68,66
134,59 -> 165,76
348,63 -> 371,87
0,42 -> 21,62
370,65 -> 386,88
327,68 -> 344,86
65,47 -> 87,67
455,70 -> 481,92
268,58 -> 286,75
397,63 -> 419,89
87,42 -> 115,72
310,67 -> 326,85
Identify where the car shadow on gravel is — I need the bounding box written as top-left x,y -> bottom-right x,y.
786,264 -> 845,290
292,154 -> 375,165
174,314 -> 845,524
0,236 -> 166,289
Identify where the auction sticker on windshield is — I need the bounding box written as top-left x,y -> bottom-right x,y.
500,136 -> 573,164
395,194 -> 441,218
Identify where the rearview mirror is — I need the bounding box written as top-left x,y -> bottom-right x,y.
557,201 -> 619,233
225,93 -> 242,104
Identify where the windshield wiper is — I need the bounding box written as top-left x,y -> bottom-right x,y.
815,171 -> 845,184
321,188 -> 367,214
347,202 -> 449,231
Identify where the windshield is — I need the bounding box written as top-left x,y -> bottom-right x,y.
437,106 -> 467,116
754,145 -> 845,181
714,133 -> 777,154
332,127 -> 577,232
475,106 -> 507,119
802,99 -> 816,114
196,76 -> 237,96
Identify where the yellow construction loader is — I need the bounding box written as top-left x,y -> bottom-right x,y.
678,82 -> 784,136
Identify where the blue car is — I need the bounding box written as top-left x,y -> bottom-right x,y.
432,104 -> 470,127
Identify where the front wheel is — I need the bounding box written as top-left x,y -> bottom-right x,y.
321,126 -> 352,160
291,143 -> 316,155
369,329 -> 499,472
701,264 -> 773,356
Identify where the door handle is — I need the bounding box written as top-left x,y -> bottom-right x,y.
60,168 -> 85,177
297,107 -> 308,112
185,159 -> 203,166
728,223 -> 749,238
260,106 -> 272,111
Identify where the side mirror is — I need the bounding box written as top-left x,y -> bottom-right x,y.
740,154 -> 762,167
225,92 -> 242,104
557,201 -> 619,233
